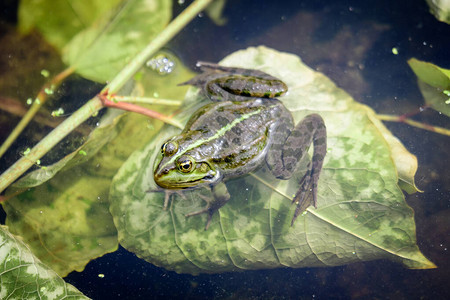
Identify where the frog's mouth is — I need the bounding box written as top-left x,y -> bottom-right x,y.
154,168 -> 219,190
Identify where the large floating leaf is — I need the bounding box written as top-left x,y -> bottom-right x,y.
63,0 -> 172,82
18,0 -> 122,50
0,225 -> 89,299
408,58 -> 450,117
109,46 -> 435,274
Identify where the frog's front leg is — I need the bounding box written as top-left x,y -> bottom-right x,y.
267,113 -> 327,225
185,182 -> 230,230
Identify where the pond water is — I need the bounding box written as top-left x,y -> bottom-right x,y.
0,0 -> 449,299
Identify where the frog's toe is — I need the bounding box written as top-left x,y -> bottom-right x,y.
204,213 -> 214,231
291,174 -> 317,226
185,207 -> 209,217
291,192 -> 314,226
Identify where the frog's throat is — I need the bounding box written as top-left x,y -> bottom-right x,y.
158,108 -> 264,171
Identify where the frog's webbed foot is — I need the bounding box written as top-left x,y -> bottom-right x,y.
290,163 -> 317,225
185,182 -> 230,230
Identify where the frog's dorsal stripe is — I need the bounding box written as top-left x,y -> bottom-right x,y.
163,108 -> 264,168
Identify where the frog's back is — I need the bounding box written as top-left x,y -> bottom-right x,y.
177,99 -> 281,176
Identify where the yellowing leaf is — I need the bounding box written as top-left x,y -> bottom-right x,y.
365,106 -> 420,193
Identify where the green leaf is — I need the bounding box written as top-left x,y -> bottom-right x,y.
62,0 -> 172,83
408,58 -> 450,117
110,46 -> 435,274
408,58 -> 450,89
18,0 -> 122,50
0,225 -> 89,299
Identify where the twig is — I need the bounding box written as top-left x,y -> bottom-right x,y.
112,95 -> 182,106
99,92 -> 183,129
377,114 -> 450,136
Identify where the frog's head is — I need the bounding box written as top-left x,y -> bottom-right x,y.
154,140 -> 220,189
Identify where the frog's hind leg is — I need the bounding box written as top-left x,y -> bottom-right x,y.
180,61 -> 282,87
267,113 -> 327,225
177,62 -> 238,89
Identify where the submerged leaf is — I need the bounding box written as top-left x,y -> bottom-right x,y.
3,59 -> 194,276
408,58 -> 450,117
205,0 -> 228,26
4,167 -> 118,277
0,225 -> 89,299
12,109 -> 124,189
110,46 -> 435,274
63,0 -> 172,82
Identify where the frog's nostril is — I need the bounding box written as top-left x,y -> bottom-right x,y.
162,168 -> 169,174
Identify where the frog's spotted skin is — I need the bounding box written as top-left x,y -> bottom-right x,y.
154,62 -> 327,229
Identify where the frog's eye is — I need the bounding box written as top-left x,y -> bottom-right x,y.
177,157 -> 194,173
161,141 -> 178,156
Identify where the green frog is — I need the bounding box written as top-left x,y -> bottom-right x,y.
153,62 -> 327,229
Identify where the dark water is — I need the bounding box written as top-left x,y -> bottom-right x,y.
1,0 -> 449,299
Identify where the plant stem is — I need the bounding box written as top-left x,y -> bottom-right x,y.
377,114 -> 450,136
0,0 -> 212,194
100,97 -> 183,129
112,95 -> 182,106
0,67 -> 75,159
